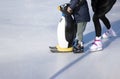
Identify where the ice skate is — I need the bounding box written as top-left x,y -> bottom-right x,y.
90,37 -> 103,52
102,28 -> 117,39
73,40 -> 84,53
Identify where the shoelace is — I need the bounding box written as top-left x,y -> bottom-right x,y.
105,29 -> 117,37
92,40 -> 101,46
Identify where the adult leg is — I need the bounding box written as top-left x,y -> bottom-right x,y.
100,15 -> 117,38
90,14 -> 102,51
100,15 -> 111,29
93,14 -> 102,37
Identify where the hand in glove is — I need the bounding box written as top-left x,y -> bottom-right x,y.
67,7 -> 73,14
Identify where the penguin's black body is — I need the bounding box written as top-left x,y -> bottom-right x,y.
59,3 -> 76,47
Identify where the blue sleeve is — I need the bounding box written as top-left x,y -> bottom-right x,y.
70,0 -> 86,10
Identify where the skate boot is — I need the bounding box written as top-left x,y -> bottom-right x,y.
102,28 -> 117,39
73,40 -> 84,53
90,37 -> 102,52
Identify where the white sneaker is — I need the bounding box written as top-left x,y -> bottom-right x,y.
90,37 -> 103,52
102,28 -> 117,39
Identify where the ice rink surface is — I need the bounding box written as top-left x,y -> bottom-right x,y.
0,0 -> 120,79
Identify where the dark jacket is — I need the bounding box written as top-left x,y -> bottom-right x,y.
70,0 -> 90,23
91,0 -> 116,17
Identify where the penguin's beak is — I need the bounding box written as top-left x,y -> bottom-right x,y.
57,6 -> 61,11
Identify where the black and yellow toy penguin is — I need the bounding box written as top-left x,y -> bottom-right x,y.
49,3 -> 76,53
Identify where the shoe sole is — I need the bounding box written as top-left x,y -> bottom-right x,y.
90,47 -> 103,52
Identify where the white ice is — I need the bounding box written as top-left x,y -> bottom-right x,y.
0,0 -> 120,79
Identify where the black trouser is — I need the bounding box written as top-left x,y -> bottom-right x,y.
93,14 -> 111,37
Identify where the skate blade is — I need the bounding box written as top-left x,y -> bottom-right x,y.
50,45 -> 73,53
49,46 -> 57,49
50,49 -> 72,53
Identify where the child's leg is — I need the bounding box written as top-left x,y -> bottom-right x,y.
73,22 -> 87,53
76,22 -> 87,43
